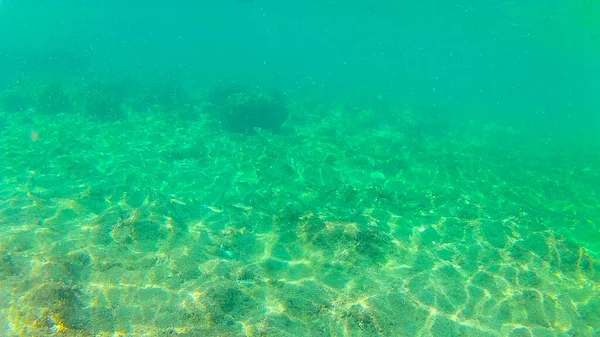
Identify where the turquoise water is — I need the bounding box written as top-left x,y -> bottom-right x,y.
0,1 -> 599,336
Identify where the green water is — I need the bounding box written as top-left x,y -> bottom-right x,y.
0,1 -> 599,336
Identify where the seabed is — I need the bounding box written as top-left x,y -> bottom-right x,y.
0,83 -> 599,337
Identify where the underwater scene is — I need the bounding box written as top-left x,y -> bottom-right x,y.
1,1 -> 599,336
